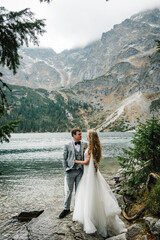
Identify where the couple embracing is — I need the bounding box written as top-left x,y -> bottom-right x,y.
59,128 -> 126,238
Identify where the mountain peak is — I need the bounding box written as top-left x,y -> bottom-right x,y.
1,8 -> 160,92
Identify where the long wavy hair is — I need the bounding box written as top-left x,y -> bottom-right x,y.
87,129 -> 102,164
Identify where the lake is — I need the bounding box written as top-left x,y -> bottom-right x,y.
0,132 -> 133,239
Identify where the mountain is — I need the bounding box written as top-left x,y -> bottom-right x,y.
1,8 -> 160,91
1,8 -> 160,132
0,85 -> 93,132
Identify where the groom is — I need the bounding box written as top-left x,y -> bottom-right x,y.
59,128 -> 88,219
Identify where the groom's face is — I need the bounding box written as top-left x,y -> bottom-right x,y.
73,131 -> 82,142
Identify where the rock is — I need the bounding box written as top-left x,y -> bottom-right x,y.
113,170 -> 124,184
142,235 -> 148,240
151,219 -> 160,239
114,194 -> 125,207
152,232 -> 160,240
119,177 -> 125,182
153,219 -> 160,234
12,207 -> 104,240
126,224 -> 142,239
143,217 -> 160,239
113,186 -> 122,193
107,179 -> 116,187
75,232 -> 82,238
12,226 -> 29,240
143,216 -> 158,231
114,177 -> 121,184
106,233 -> 126,240
14,210 -> 44,222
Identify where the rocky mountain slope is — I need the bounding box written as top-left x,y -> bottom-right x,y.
1,8 -> 160,90
1,8 -> 160,132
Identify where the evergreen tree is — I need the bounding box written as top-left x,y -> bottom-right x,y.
0,2 -> 48,143
118,117 -> 160,196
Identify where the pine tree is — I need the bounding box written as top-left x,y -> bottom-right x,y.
118,117 -> 160,196
0,2 -> 47,143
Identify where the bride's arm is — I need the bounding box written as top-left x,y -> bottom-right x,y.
75,155 -> 91,165
75,156 -> 98,172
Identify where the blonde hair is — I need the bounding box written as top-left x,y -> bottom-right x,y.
87,129 -> 102,164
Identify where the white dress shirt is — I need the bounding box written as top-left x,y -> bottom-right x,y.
74,142 -> 81,152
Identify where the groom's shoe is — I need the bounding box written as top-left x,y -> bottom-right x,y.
59,209 -> 70,219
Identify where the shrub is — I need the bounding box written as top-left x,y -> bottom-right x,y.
118,116 -> 160,197
146,178 -> 160,216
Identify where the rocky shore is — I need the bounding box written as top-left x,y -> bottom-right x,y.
12,170 -> 160,240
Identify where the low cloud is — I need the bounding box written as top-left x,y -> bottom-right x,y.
1,0 -> 160,52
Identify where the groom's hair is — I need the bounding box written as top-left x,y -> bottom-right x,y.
71,128 -> 81,137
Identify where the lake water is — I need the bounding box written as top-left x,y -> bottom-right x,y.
0,132 -> 133,239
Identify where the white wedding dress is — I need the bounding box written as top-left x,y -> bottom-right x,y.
73,149 -> 127,238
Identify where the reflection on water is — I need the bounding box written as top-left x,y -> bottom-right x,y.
0,132 -> 133,239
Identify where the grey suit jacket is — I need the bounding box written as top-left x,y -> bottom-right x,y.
62,141 -> 88,172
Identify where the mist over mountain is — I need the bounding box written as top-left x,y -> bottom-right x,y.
1,8 -> 160,132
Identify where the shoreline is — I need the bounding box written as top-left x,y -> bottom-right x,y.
4,168 -> 160,240
10,171 -> 133,240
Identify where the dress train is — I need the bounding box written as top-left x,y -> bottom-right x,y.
73,152 -> 127,237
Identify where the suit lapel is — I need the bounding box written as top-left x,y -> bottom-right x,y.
72,142 -> 76,157
81,142 -> 84,159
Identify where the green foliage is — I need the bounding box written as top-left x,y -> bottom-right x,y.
118,117 -> 160,196
0,85 -> 92,132
0,120 -> 21,143
0,7 -> 45,74
0,75 -> 12,106
103,117 -> 134,132
0,3 -> 46,143
146,178 -> 160,216
0,81 -> 21,143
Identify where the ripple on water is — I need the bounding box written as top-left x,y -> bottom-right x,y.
0,132 -> 133,239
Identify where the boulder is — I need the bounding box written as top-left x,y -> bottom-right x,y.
153,219 -> 160,234
12,226 -> 29,240
12,208 -> 105,240
113,186 -> 122,193
106,233 -> 126,240
114,194 -> 125,207
126,223 -> 142,239
152,219 -> 160,239
14,210 -> 44,222
143,217 -> 158,231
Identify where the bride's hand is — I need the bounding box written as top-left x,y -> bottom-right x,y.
75,160 -> 78,163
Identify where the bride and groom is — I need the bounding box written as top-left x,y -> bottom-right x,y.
59,128 -> 126,238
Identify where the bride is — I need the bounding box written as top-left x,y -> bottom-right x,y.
72,129 -> 127,238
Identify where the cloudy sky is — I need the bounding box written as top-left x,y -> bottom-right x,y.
1,0 -> 160,53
